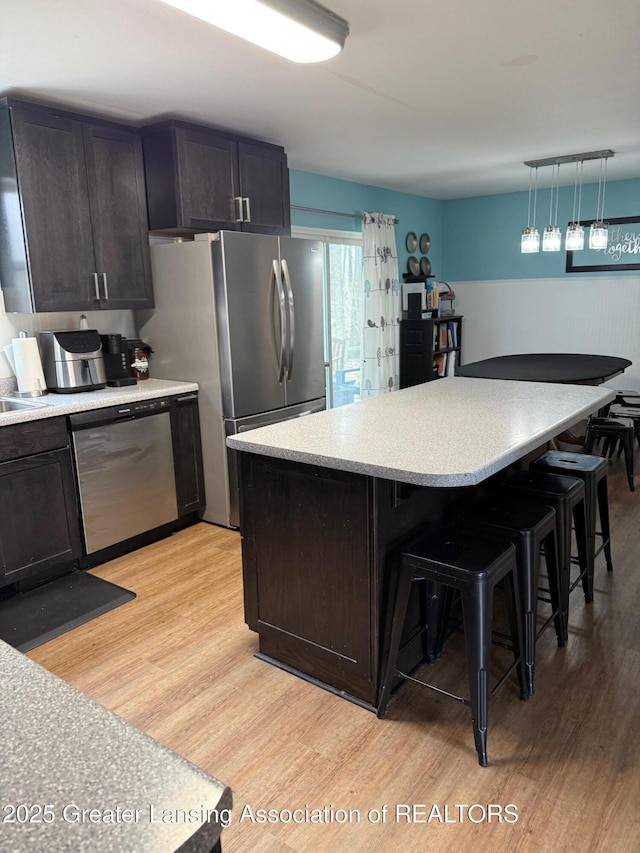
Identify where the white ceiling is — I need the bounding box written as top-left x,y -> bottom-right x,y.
2,0 -> 639,199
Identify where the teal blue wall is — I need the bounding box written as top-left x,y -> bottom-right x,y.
442,178 -> 640,281
290,170 -> 444,280
289,170 -> 639,283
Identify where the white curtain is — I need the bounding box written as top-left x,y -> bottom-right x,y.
361,212 -> 401,397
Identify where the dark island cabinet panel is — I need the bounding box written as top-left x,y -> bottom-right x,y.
170,392 -> 206,517
240,453 -> 374,703
0,98 -> 153,313
142,120 -> 290,236
0,417 -> 82,587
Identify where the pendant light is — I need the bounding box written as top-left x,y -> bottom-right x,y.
542,163 -> 562,252
565,159 -> 585,251
589,155 -> 609,250
521,166 -> 540,253
157,0 -> 350,64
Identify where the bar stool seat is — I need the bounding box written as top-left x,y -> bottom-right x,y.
377,526 -> 526,767
531,450 -> 612,573
584,415 -> 635,492
457,496 -> 564,697
502,470 -> 589,639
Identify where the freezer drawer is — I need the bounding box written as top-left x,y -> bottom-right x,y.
224,397 -> 327,528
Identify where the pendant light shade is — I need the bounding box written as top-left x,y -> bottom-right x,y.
566,222 -> 585,251
542,225 -> 562,252
589,222 -> 609,250
521,227 -> 540,253
157,0 -> 349,63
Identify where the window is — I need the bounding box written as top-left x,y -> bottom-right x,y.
292,226 -> 363,408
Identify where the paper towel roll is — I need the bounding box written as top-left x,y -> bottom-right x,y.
12,336 -> 47,396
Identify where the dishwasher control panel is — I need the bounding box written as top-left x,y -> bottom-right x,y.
68,396 -> 172,429
114,398 -> 171,418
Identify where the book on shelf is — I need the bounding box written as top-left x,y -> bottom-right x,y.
439,324 -> 448,350
433,352 -> 448,377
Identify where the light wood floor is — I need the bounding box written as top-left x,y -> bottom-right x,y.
28,454 -> 640,852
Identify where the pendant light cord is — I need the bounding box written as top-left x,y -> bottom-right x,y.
577,160 -> 583,223
600,156 -> 608,223
595,157 -> 603,224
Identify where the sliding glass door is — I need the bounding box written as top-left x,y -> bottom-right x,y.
292,227 -> 363,408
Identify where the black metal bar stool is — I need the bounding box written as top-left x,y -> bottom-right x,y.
531,450 -> 612,573
584,415 -> 635,492
610,405 -> 640,445
502,470 -> 589,639
377,527 -> 527,767
457,496 -> 564,697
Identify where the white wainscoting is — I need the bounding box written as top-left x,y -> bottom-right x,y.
452,276 -> 640,391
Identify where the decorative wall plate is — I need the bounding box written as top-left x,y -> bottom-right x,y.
407,256 -> 420,275
406,232 -> 418,253
420,256 -> 431,276
419,232 -> 431,254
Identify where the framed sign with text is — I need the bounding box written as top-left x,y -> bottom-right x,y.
566,216 -> 640,273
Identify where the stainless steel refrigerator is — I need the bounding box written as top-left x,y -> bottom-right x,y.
140,231 -> 326,527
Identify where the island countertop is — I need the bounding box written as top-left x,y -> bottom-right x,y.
227,377 -> 614,487
0,640 -> 232,852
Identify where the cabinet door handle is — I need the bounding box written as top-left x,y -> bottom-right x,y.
102,273 -> 109,301
176,394 -> 197,404
92,273 -> 101,301
243,197 -> 252,222
234,196 -> 244,222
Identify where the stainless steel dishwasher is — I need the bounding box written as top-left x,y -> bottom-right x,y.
69,397 -> 178,555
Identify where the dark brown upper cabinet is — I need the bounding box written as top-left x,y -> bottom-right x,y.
0,98 -> 153,313
141,120 -> 290,237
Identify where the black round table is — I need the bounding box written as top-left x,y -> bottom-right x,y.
455,353 -> 632,385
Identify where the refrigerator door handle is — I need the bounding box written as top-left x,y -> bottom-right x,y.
272,259 -> 288,382
281,258 -> 295,380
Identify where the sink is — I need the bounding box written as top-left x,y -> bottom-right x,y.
0,397 -> 50,413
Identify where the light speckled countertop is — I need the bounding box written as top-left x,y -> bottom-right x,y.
227,377 -> 614,486
0,379 -> 199,426
0,640 -> 232,852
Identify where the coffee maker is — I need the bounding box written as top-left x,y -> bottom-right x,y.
100,334 -> 137,387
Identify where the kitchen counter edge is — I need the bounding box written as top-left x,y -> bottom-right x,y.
0,379 -> 199,426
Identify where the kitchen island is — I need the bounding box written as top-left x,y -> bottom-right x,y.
227,377 -> 614,710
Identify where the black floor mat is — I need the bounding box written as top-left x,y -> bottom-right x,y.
0,571 -> 136,652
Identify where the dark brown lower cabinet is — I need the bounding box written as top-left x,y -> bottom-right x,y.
238,452 -> 460,709
170,392 -> 206,517
0,418 -> 82,588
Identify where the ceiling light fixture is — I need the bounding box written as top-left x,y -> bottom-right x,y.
589,155 -> 609,250
520,166 -> 540,253
522,149 -> 614,255
157,0 -> 350,63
